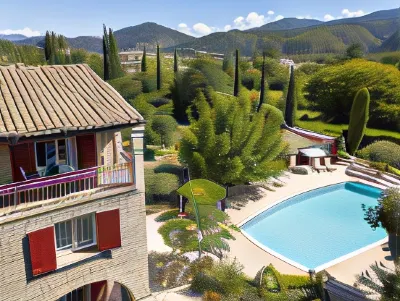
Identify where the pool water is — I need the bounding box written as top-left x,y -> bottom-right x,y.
241,182 -> 387,271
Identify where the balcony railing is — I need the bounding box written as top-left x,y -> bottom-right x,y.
0,161 -> 134,211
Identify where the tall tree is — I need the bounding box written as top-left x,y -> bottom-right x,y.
233,49 -> 240,96
102,24 -> 110,80
108,28 -> 124,80
346,43 -> 364,59
284,65 -> 297,127
179,90 -> 285,186
44,31 -> 51,61
347,88 -> 370,155
49,31 -> 57,65
174,48 -> 178,73
257,54 -> 267,112
157,44 -> 162,90
141,46 -> 147,72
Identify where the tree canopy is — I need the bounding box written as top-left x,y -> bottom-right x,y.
179,90 -> 286,185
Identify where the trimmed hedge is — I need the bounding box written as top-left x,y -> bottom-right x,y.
108,75 -> 143,100
145,169 -> 180,204
357,140 -> 400,169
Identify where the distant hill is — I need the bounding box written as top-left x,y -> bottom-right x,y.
0,34 -> 28,41
379,29 -> 400,51
251,18 -> 323,31
113,22 -> 195,50
16,36 -> 102,53
327,7 -> 400,25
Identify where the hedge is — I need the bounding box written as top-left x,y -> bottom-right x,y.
357,140 -> 400,169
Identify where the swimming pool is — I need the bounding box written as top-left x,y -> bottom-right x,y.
241,182 -> 388,272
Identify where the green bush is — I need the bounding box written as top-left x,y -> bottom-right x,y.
151,115 -> 178,147
347,88 -> 370,155
131,98 -> 156,119
242,69 -> 261,91
108,76 -> 143,100
155,210 -> 180,222
189,256 -> 214,277
145,169 -> 180,204
357,141 -> 400,169
154,164 -> 183,175
290,167 -> 309,175
203,291 -> 222,301
149,97 -> 171,108
158,219 -> 198,252
338,150 -> 351,159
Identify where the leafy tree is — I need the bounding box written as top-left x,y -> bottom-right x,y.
284,65 -> 296,127
44,31 -> 51,61
253,56 -> 289,91
304,59 -> 400,131
346,43 -> 364,59
108,28 -> 124,80
150,115 -> 178,147
258,55 -> 267,112
141,46 -> 147,72
179,90 -> 285,185
157,44 -> 162,90
222,53 -> 234,77
102,24 -> 110,80
233,49 -> 240,96
347,88 -> 370,155
174,48 -> 178,73
263,47 -> 280,59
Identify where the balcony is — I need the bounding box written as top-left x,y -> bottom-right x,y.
0,161 -> 134,218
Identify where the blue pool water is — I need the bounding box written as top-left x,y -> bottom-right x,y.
241,182 -> 387,270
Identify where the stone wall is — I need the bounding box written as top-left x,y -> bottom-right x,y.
0,188 -> 150,301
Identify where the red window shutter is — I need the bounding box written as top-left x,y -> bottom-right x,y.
76,134 -> 97,169
28,226 -> 57,276
10,142 -> 36,182
91,280 -> 107,301
96,209 -> 121,251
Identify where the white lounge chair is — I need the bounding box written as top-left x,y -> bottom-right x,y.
324,157 -> 337,172
313,158 -> 327,173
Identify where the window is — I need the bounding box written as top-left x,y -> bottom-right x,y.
58,286 -> 90,301
55,214 -> 96,251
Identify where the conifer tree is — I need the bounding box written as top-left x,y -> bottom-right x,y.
141,46 -> 147,72
49,32 -> 57,65
222,53 -> 234,77
257,54 -> 267,112
284,65 -> 297,127
347,88 -> 370,155
102,25 -> 110,80
44,31 -> 51,61
233,49 -> 240,96
174,48 -> 178,73
108,28 -> 123,80
157,44 -> 162,90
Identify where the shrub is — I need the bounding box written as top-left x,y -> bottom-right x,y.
357,141 -> 400,169
155,210 -> 181,222
158,219 -> 199,251
149,97 -> 171,108
151,115 -> 178,147
131,98 -> 156,119
337,150 -> 351,159
108,76 -> 143,100
145,169 -> 180,204
242,69 -> 262,91
290,167 -> 309,175
347,88 -> 370,155
189,256 -> 214,277
154,164 -> 183,175
202,291 -> 222,301
191,272 -> 223,294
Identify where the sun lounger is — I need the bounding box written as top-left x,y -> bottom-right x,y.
313,158 -> 327,173
324,157 -> 337,172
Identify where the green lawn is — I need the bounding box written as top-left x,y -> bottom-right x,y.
296,110 -> 400,139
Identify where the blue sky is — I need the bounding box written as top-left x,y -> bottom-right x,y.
0,0 -> 398,37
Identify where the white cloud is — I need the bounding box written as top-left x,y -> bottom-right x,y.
267,10 -> 275,15
275,15 -> 284,21
193,23 -> 212,35
246,12 -> 266,27
341,8 -> 365,18
177,23 -> 192,35
224,25 -> 232,31
0,27 -> 41,37
324,14 -> 335,21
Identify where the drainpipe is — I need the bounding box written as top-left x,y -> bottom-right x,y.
131,126 -> 145,192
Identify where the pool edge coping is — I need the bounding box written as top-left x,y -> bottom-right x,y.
237,180 -> 388,273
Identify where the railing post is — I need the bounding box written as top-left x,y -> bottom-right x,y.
131,125 -> 145,192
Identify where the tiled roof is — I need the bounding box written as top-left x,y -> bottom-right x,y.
0,64 -> 143,138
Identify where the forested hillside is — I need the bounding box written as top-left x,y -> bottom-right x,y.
0,39 -> 45,65
379,30 -> 400,52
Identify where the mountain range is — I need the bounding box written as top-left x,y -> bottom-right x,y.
5,7 -> 400,56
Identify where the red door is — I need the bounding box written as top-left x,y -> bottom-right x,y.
10,142 -> 36,182
76,134 -> 97,169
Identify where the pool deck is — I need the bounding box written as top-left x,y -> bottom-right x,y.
225,165 -> 395,285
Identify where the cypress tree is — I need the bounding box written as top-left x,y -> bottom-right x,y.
233,49 -> 240,96
102,24 -> 110,80
347,88 -> 370,155
284,65 -> 297,127
157,44 -> 162,90
108,28 -> 124,80
44,31 -> 51,61
257,54 -> 267,112
141,46 -> 147,72
174,48 -> 178,73
49,32 -> 57,65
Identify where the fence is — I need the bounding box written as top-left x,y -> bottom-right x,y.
0,162 -> 134,210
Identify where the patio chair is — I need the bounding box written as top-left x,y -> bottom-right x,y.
312,158 -> 327,173
19,167 -> 40,181
324,157 -> 337,172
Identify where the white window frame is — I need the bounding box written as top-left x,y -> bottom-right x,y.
54,213 -> 97,252
54,220 -> 73,250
